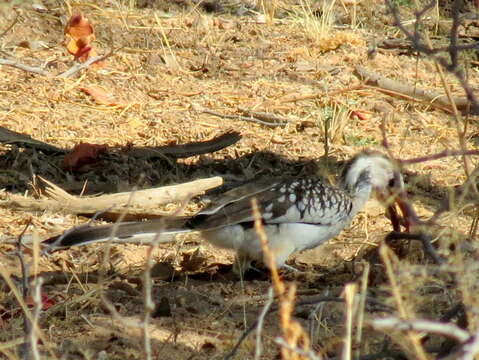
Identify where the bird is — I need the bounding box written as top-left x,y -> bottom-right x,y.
43,150 -> 408,272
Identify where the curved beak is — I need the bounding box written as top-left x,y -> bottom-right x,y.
376,180 -> 411,232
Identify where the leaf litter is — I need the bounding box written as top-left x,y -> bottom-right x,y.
0,0 -> 478,359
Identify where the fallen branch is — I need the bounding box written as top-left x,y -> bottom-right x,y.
128,130 -> 241,159
399,149 -> 479,165
1,176 -> 223,218
356,65 -> 471,113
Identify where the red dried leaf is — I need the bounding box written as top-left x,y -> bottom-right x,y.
80,86 -> 127,107
351,110 -> 367,120
25,293 -> 56,311
40,293 -> 56,310
64,143 -> 108,172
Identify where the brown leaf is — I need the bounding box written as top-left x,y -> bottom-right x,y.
64,13 -> 103,66
65,13 -> 94,39
79,86 -> 127,107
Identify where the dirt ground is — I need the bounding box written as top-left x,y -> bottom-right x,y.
0,0 -> 478,359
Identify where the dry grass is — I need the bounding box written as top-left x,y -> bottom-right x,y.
0,0 -> 478,359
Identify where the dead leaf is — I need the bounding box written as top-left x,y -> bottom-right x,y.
213,18 -> 235,30
64,13 -> 103,66
26,293 -> 56,310
350,110 -> 367,120
79,86 -> 127,107
63,143 -> 107,172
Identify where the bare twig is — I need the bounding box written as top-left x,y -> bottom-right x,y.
399,149 -> 479,165
193,104 -> 287,127
279,85 -> 364,103
57,49 -> 118,78
371,316 -> 471,344
384,0 -> 479,114
0,13 -> 19,38
385,231 -> 445,265
16,221 -> 34,360
140,221 -> 167,360
254,287 -> 274,360
444,328 -> 479,360
0,58 -> 48,76
237,107 -> 290,126
29,278 -> 43,360
223,297 -> 349,360
380,245 -> 429,360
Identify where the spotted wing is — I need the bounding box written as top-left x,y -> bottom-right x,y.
188,178 -> 353,230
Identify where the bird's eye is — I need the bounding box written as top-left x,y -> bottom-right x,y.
388,178 -> 395,187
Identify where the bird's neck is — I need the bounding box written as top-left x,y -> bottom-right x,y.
349,182 -> 373,216
343,169 -> 374,217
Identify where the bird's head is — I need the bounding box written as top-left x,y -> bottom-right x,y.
342,150 -> 410,231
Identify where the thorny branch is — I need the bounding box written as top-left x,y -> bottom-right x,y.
385,0 -> 479,114
377,5 -> 479,345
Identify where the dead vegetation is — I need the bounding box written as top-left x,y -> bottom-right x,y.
0,0 -> 479,359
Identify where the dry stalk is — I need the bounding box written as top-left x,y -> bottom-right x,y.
96,191 -> 192,359
0,11 -> 19,38
193,104 -> 287,128
251,198 -> 312,360
355,263 -> 369,357
342,283 -> 357,360
261,0 -> 277,25
255,287 -> 274,360
0,242 -> 54,358
140,224 -> 163,360
379,245 -> 428,360
30,277 -> 43,360
423,35 -> 473,181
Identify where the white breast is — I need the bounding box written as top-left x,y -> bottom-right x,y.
203,221 -> 348,268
